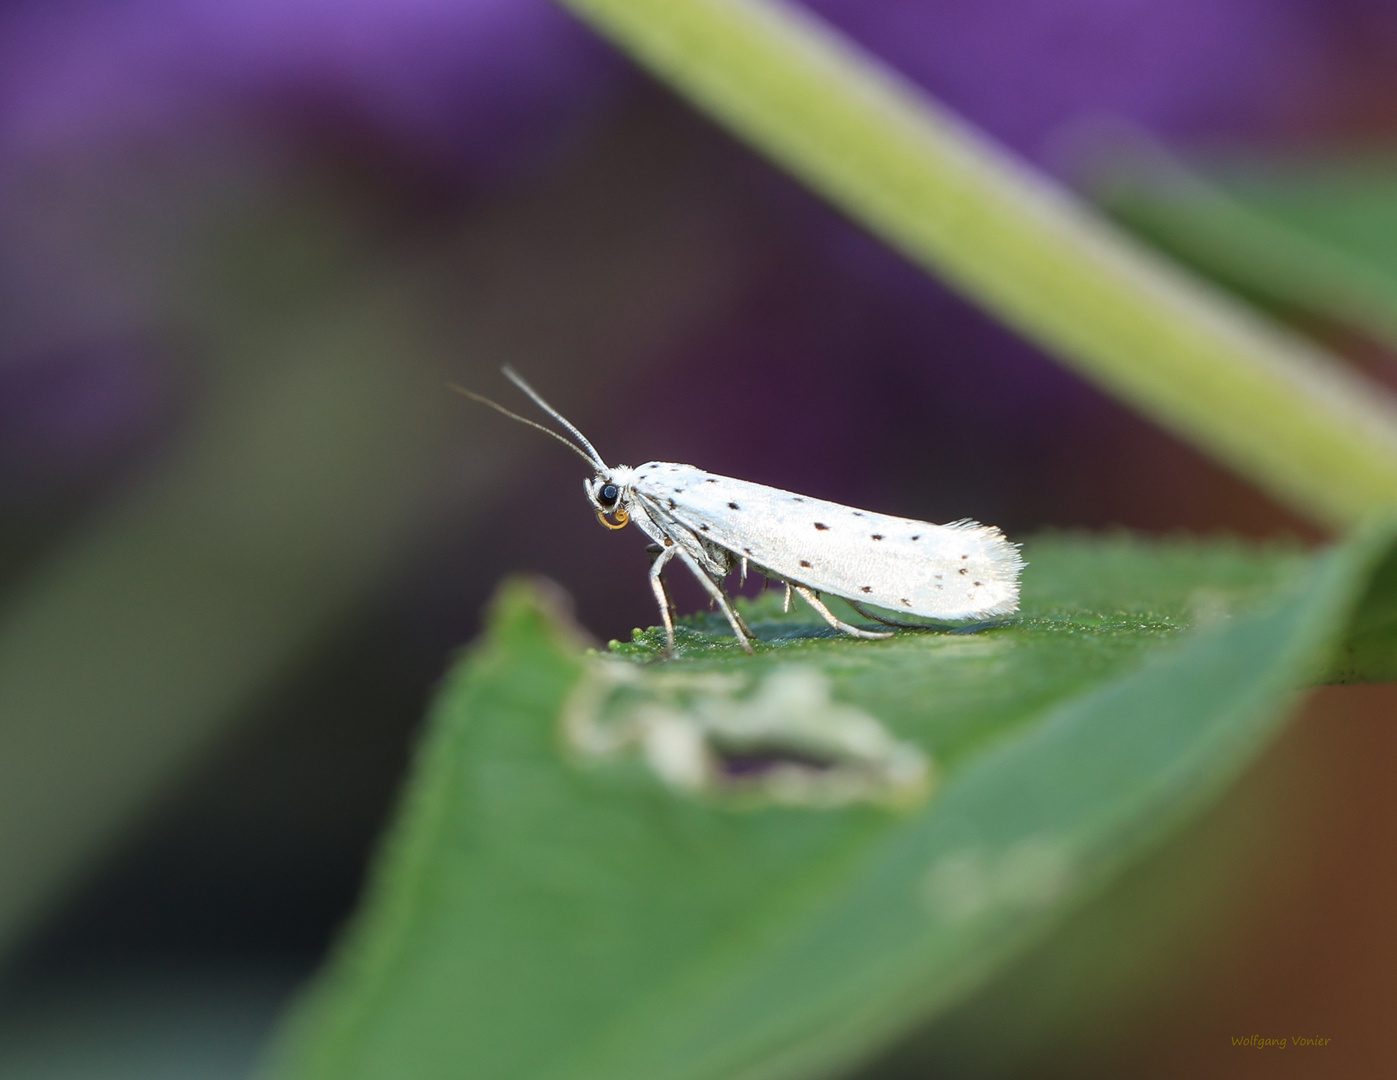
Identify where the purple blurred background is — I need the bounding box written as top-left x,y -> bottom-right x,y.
2,0 -> 1397,1076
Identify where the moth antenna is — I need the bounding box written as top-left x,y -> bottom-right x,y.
500,366 -> 607,470
449,384 -> 602,468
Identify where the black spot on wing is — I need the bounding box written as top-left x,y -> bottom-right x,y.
814,522 -> 829,531
728,502 -> 740,510
959,568 -> 968,575
799,560 -> 812,568
871,534 -> 884,541
860,586 -> 872,593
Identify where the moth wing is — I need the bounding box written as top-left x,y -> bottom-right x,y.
634,463 -> 1021,619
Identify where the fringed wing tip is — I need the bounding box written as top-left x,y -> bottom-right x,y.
945,518 -> 1026,575
951,519 -> 1024,617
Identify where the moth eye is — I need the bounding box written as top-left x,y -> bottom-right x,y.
599,483 -> 620,506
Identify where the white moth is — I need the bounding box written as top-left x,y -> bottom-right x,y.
460,368 -> 1023,655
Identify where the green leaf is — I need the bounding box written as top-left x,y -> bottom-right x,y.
1332,531 -> 1397,684
260,528 -> 1395,1080
1092,148 -> 1397,350
542,0 -> 1397,527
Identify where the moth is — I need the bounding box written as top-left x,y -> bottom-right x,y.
460,368 -> 1022,655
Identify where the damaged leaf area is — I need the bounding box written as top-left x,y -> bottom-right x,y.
264,531 -> 1397,1080
563,662 -> 932,807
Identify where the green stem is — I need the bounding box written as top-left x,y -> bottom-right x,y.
554,0 -> 1397,527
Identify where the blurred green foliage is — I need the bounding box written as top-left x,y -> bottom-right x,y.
0,112 -> 747,965
1095,150 -> 1397,349
552,0 -> 1397,528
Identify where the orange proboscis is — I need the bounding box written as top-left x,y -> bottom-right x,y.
596,508 -> 630,530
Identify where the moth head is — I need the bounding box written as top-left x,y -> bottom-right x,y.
586,466 -> 636,530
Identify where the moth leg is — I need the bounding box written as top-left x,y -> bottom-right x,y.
846,598 -> 931,630
725,559 -> 757,641
646,544 -> 679,628
647,543 -> 680,654
676,550 -> 755,655
793,585 -> 893,640
731,601 -> 755,641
